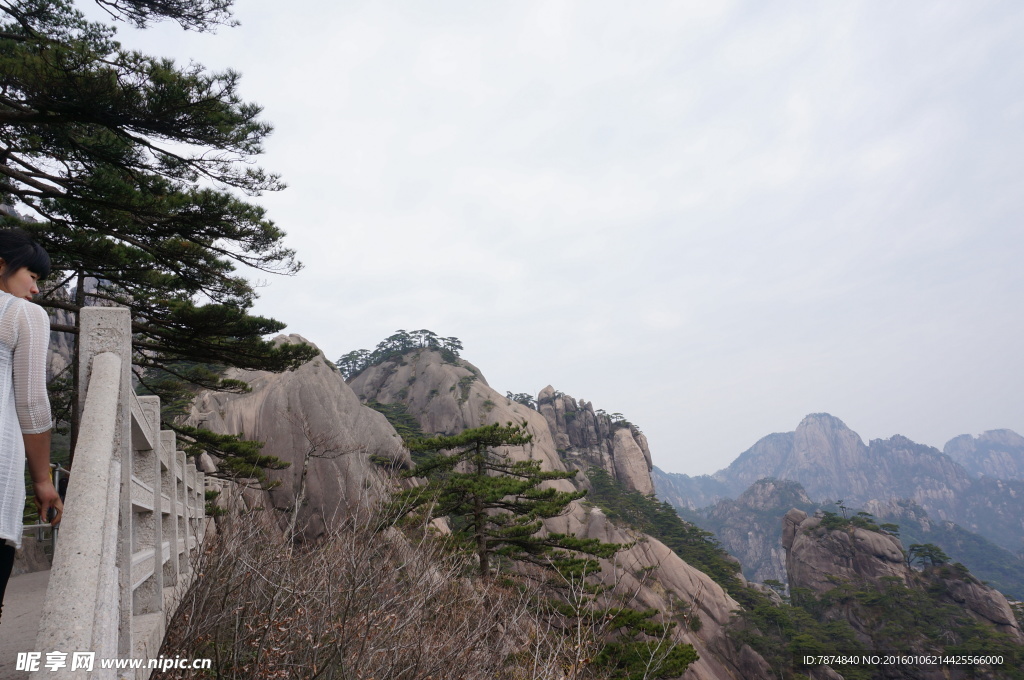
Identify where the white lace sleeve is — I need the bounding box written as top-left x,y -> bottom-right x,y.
12,301 -> 52,434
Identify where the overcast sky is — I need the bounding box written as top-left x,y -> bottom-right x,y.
112,1 -> 1024,475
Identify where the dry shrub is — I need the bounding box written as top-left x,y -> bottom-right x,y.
162,504 -> 691,680
162,508 -> 572,680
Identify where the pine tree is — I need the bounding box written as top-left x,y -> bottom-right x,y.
0,0 -> 318,470
395,422 -> 617,578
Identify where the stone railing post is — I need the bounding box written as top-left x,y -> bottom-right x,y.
160,431 -> 180,585
37,307 -> 131,675
77,307 -> 134,660
176,449 -> 189,560
133,395 -> 163,616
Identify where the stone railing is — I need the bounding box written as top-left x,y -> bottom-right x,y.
34,307 -> 207,679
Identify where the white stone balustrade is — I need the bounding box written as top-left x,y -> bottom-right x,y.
33,308 -> 207,679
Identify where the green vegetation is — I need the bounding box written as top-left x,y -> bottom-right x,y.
337,329 -> 463,380
164,503 -> 697,680
908,542 -> 950,567
817,509 -> 885,533
2,0 -> 317,467
390,428 -> 697,677
505,391 -> 537,409
730,588 -> 872,680
592,477 -> 1021,677
880,504 -> 1024,600
799,570 -> 1024,679
583,469 -> 870,677
586,467 -> 746,596
394,423 -> 614,578
204,490 -> 227,518
133,361 -> 293,487
735,523 -> 1024,679
592,612 -> 698,679
456,374 -> 476,404
178,425 -> 288,487
364,399 -> 425,441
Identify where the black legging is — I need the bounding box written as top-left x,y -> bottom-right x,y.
0,540 -> 15,623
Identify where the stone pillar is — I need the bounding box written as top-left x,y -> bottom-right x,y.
78,307 -> 134,660
177,449 -> 190,563
161,430 -> 180,585
133,395 -> 163,616
195,470 -> 206,545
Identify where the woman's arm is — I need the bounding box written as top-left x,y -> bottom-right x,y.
12,301 -> 53,434
13,301 -> 61,524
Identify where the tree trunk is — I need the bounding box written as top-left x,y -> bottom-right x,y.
475,443 -> 489,578
68,269 -> 85,466
288,451 -> 312,544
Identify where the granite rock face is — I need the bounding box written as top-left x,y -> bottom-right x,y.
187,335 -> 411,541
348,350 -> 574,491
783,508 -> 1024,646
548,503 -> 775,680
700,480 -> 816,584
536,386 -> 654,494
782,509 -> 908,594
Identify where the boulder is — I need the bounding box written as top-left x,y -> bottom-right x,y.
188,335 -> 410,540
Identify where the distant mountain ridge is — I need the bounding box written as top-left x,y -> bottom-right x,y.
945,429 -> 1024,481
655,413 -> 1024,554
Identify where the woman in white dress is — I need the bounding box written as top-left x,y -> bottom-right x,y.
0,228 -> 62,623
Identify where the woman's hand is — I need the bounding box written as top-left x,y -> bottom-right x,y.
34,480 -> 63,526
24,431 -> 60,524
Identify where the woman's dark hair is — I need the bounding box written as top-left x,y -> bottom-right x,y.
0,227 -> 51,281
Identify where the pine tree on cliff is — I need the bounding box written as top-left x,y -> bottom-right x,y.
395,421 -> 618,578
0,0 -> 316,476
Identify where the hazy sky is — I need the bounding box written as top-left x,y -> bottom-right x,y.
110,1 -> 1024,475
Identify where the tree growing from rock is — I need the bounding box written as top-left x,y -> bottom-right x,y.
337,330 -> 464,380
394,421 -> 617,578
908,543 -> 950,568
505,392 -> 536,410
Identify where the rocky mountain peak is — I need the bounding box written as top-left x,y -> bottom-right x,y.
792,412 -> 865,462
979,429 -> 1024,447
783,508 -> 907,593
698,480 -> 817,584
735,478 -> 813,511
796,412 -> 855,433
536,385 -> 654,494
709,413 -> 869,499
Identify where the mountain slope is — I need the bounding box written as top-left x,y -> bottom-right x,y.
783,508 -> 1024,679
348,347 -> 774,680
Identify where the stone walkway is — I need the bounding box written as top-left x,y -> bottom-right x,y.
0,570 -> 49,680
